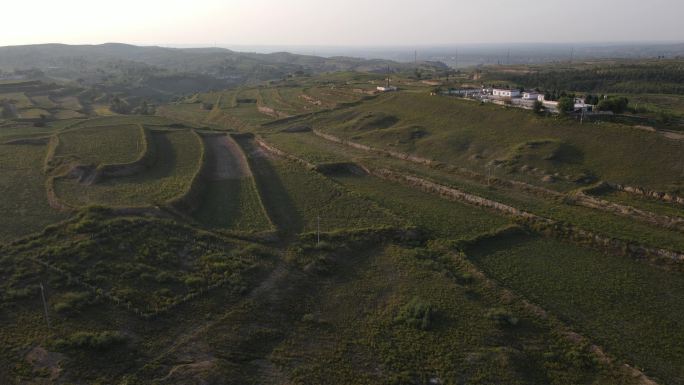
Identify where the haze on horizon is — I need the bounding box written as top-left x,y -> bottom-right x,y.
2,0 -> 683,48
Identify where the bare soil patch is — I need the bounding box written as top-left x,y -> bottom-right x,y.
203,135 -> 251,180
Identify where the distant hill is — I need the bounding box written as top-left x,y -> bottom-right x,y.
0,43 -> 448,95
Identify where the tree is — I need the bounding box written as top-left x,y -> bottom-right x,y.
110,97 -> 129,114
533,100 -> 544,114
584,94 -> 599,105
597,97 -> 629,113
1,103 -> 15,119
557,96 -> 575,115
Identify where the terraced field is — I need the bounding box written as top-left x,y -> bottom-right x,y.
306,93 -> 684,192
0,142 -> 66,242
54,129 -> 203,207
467,233 -> 684,384
236,136 -> 404,235
193,135 -> 272,232
260,130 -> 684,252
2,71 -> 684,385
56,124 -> 144,165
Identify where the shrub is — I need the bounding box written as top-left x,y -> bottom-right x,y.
597,96 -> 629,113
55,331 -> 127,350
53,291 -> 93,313
395,297 -> 433,330
486,307 -> 519,326
557,97 -> 575,115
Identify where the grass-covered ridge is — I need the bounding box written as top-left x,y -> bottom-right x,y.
306,92 -> 684,192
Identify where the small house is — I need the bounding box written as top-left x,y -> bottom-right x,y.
377,86 -> 398,92
492,89 -> 521,98
522,92 -> 542,100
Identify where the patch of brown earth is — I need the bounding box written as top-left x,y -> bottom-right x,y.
24,346 -> 64,382
203,135 -> 251,180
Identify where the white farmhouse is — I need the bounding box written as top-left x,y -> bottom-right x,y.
522,92 -> 543,100
492,89 -> 521,98
376,86 -> 398,92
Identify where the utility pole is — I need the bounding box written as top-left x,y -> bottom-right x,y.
386,65 -> 391,88
507,49 -> 511,65
414,50 -> 417,64
40,283 -> 51,330
487,165 -> 492,186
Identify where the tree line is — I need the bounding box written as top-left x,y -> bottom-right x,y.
491,63 -> 684,95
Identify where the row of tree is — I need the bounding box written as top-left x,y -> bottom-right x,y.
492,63 -> 684,95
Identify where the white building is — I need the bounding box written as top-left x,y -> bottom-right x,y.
492,89 -> 521,98
522,92 -> 543,101
376,86 -> 398,92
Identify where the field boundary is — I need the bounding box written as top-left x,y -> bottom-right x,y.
369,167 -> 684,265
166,130 -> 209,213
311,129 -> 684,232
571,189 -> 684,232
451,247 -> 659,385
229,134 -> 278,232
254,134 -> 684,265
91,124 -> 155,182
602,182 -> 684,206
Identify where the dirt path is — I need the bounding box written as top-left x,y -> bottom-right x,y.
203,135 -> 251,180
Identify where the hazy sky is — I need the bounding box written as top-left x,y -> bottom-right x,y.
2,0 -> 683,47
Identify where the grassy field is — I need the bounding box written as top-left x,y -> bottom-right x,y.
2,69 -> 683,384
331,172 -> 511,238
54,129 -> 202,207
139,234 -> 640,384
259,130 -> 684,252
236,136 -> 403,235
0,212 -> 274,384
29,95 -> 58,109
308,92 -> 684,192
193,179 -> 271,232
0,92 -> 33,108
56,124 -> 144,165
0,143 -> 66,242
467,233 -> 684,384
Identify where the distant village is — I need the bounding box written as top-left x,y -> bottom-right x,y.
439,87 -> 603,114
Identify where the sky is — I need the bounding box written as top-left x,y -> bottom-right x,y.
2,0 -> 683,47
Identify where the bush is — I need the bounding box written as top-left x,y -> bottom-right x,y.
533,100 -> 544,114
597,97 -> 629,114
55,331 -> 127,350
486,307 -> 519,326
557,97 -> 575,115
395,297 -> 433,330
53,291 -> 93,313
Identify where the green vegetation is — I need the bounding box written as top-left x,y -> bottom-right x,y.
0,209 -> 274,384
54,129 -> 202,207
236,136 -> 404,235
487,60 -> 684,95
467,233 -> 684,384
0,143 -> 65,242
331,173 -> 510,238
306,92 -> 684,192
2,61 -> 683,384
589,188 -> 684,219
193,179 -> 273,232
56,124 -> 143,165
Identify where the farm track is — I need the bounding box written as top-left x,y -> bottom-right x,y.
147,262 -> 291,381
202,134 -> 251,180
